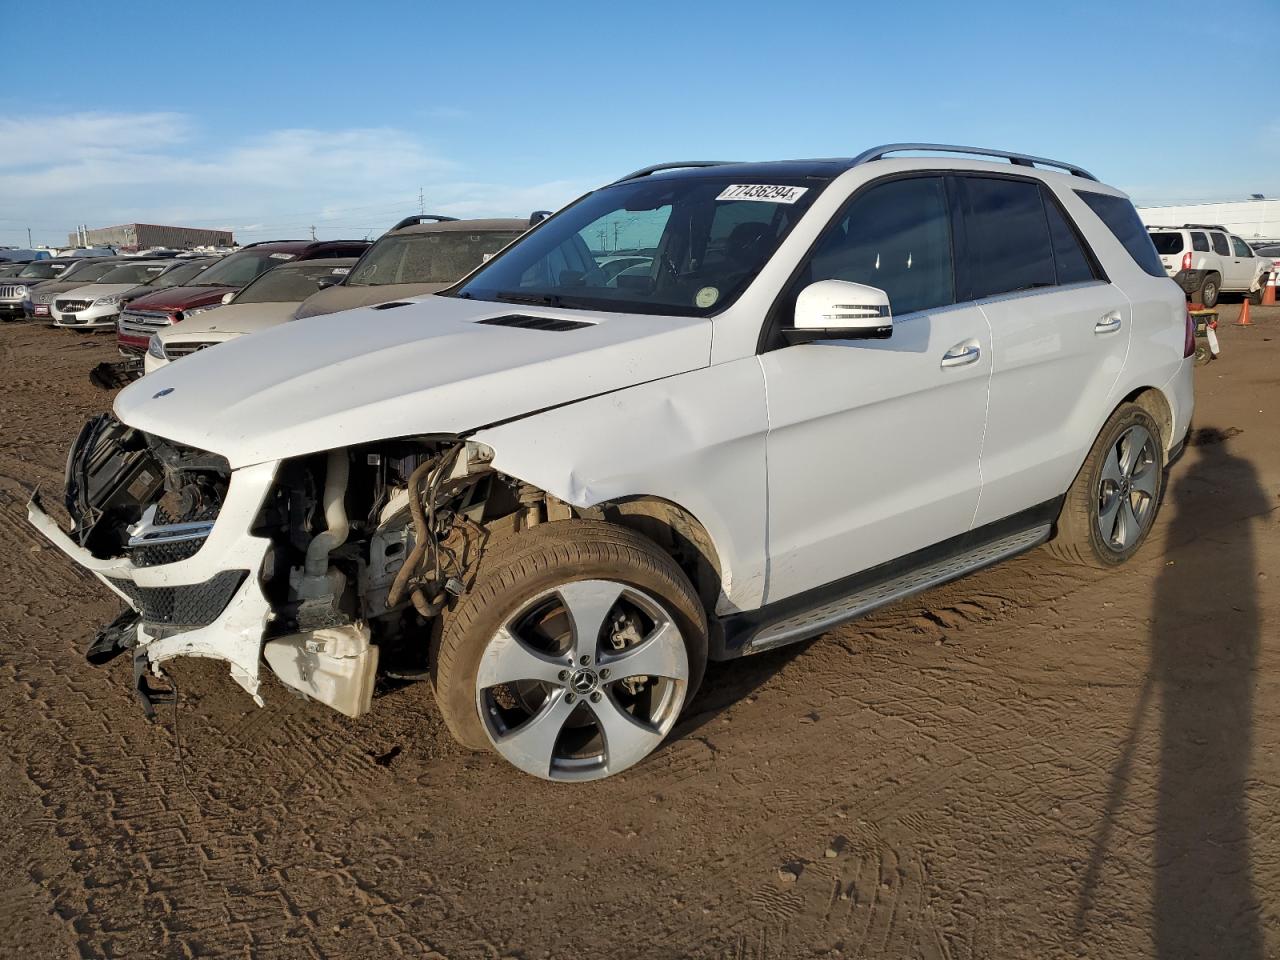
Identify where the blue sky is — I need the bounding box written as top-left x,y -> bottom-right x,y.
1,0 -> 1276,247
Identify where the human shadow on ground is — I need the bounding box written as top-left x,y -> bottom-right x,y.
1075,428 -> 1266,958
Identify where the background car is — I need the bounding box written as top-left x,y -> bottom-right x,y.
117,239 -> 370,356
145,258 -> 358,372
0,262 -> 32,278
1146,224 -> 1271,305
3,256 -> 111,320
50,259 -> 179,331
293,215 -> 533,319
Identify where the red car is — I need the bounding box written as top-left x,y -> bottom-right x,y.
116,239 -> 369,355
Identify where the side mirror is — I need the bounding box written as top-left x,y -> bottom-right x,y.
316,274 -> 342,290
785,279 -> 892,344
220,291 -> 236,304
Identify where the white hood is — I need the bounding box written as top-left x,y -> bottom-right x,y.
164,301 -> 299,339
115,295 -> 711,468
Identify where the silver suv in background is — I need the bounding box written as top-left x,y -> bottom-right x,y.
1147,224 -> 1271,306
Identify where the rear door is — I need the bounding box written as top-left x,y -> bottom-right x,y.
953,175 -> 1132,527
1209,231 -> 1243,289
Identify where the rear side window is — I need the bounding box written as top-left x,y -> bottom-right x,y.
1041,188 -> 1099,285
803,175 -> 954,316
1149,232 -> 1185,255
952,176 -> 1055,300
1075,191 -> 1165,277
1231,236 -> 1253,257
1191,232 -> 1209,252
1210,233 -> 1230,256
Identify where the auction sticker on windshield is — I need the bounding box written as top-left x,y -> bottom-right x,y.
716,184 -> 808,203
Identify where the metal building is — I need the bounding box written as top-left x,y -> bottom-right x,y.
68,223 -> 235,251
1137,199 -> 1280,243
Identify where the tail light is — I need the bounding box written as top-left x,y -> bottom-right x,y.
1183,308 -> 1195,358
1181,251 -> 1193,272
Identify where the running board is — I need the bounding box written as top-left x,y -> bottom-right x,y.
746,524 -> 1051,653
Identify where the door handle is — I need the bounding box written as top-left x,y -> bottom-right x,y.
1095,312 -> 1122,334
940,341 -> 981,368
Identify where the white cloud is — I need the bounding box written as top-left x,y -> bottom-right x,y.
0,112 -> 587,245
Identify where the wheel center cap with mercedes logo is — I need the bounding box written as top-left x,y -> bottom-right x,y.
569,668 -> 599,694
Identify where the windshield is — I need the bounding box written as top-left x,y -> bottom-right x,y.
191,249 -> 296,288
97,262 -> 171,285
59,259 -> 120,282
0,263 -> 26,278
348,231 -> 523,286
153,259 -> 215,287
453,177 -> 824,315
18,261 -> 70,279
234,262 -> 351,303
1149,232 -> 1184,255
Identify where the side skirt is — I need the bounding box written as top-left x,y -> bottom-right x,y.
714,497 -> 1062,658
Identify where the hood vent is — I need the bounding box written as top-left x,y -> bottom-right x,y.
477,313 -> 592,332
371,301 -> 413,310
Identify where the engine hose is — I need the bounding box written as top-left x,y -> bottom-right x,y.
386,456 -> 437,610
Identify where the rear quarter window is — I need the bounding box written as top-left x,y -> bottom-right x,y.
1075,191 -> 1166,278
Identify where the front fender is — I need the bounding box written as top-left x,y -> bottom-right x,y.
473,358 -> 769,615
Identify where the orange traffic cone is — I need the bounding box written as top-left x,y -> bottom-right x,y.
1235,297 -> 1253,326
1265,282 -> 1276,306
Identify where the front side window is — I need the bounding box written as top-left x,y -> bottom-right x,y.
453,175 -> 825,316
348,231 -> 523,286
1149,232 -> 1185,255
234,263 -> 352,303
799,176 -> 954,317
1231,236 -> 1253,257
1210,232 -> 1230,256
953,176 -> 1055,300
1191,232 -> 1209,252
1075,190 -> 1166,277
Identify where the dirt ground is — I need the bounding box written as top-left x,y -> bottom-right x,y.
0,303 -> 1277,959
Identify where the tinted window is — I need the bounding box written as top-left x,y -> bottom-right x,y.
193,250 -> 295,288
1042,189 -> 1098,285
1191,232 -> 1209,252
1231,236 -> 1253,257
953,176 -> 1054,300
235,262 -> 353,303
1149,232 -> 1185,255
1076,191 -> 1165,277
1210,232 -> 1230,256
349,231 -> 524,286
802,176 -> 954,316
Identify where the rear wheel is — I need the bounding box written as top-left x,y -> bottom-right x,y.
1198,273 -> 1221,308
1048,403 -> 1164,568
433,519 -> 708,781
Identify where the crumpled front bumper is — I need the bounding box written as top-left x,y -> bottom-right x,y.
27,459 -> 280,705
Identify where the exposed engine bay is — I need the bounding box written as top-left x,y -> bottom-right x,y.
54,413 -> 540,717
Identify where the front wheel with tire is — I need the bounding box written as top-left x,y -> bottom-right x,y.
433,519 -> 708,782
1249,275 -> 1268,306
1198,272 -> 1221,308
1049,402 -> 1165,568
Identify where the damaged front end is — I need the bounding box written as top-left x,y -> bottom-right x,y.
30,413 -> 515,720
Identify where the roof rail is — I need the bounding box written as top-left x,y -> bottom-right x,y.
1182,223 -> 1227,230
389,214 -> 460,232
611,161 -> 736,184
850,143 -> 1098,181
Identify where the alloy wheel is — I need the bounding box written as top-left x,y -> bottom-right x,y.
475,579 -> 689,781
1096,424 -> 1158,551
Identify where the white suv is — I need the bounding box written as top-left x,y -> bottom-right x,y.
30,144 -> 1194,782
1147,224 -> 1271,306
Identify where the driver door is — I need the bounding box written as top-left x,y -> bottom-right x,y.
758,175 -> 992,604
